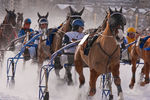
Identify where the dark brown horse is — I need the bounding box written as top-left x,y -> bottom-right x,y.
129,37 -> 150,89
74,8 -> 126,99
51,6 -> 85,78
0,9 -> 17,63
0,9 -> 17,49
16,12 -> 23,33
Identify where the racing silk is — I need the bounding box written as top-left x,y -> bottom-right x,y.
124,36 -> 136,52
63,31 -> 85,53
18,28 -> 34,42
46,24 -> 63,46
18,28 -> 34,37
35,24 -> 63,46
34,29 -> 50,46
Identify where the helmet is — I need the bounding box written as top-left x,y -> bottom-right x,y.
39,18 -> 48,25
24,18 -> 31,24
127,27 -> 136,33
72,19 -> 84,27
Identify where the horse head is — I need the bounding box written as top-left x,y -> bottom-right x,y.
37,12 -> 49,23
17,12 -> 23,24
4,9 -> 16,27
67,6 -> 85,26
107,7 -> 126,44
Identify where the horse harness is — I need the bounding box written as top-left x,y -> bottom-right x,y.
84,32 -> 119,73
97,40 -> 119,73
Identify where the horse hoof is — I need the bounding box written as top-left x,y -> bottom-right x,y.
79,80 -> 85,88
109,95 -> 113,100
44,91 -> 49,100
129,84 -> 134,89
88,88 -> 96,96
140,81 -> 149,86
79,84 -> 83,88
118,92 -> 124,100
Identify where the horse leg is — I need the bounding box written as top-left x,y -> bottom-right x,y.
140,63 -> 149,86
139,65 -> 145,83
106,73 -> 113,100
111,63 -> 123,100
89,69 -> 99,96
44,68 -> 49,100
54,56 -> 63,78
74,52 -> 85,88
129,58 -> 137,89
64,65 -> 73,85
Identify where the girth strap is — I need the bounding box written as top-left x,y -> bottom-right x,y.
97,43 -> 119,58
97,42 -> 119,73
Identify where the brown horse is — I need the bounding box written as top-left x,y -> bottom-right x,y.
37,12 -> 52,68
52,6 -> 85,77
129,37 -> 150,89
0,9 -> 17,49
74,8 -> 126,99
16,12 -> 23,33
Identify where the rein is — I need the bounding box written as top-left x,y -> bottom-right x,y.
1,24 -> 16,29
99,33 -> 114,38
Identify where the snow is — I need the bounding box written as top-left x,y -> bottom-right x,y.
0,50 -> 150,100
0,2 -> 150,100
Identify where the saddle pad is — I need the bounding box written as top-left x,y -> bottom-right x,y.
78,34 -> 89,45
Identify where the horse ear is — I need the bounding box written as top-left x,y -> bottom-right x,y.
109,7 -> 113,14
120,7 -> 122,13
69,6 -> 74,15
13,9 -> 15,12
5,8 -> 8,13
17,12 -> 20,15
79,7 -> 85,15
37,12 -> 41,18
45,12 -> 49,18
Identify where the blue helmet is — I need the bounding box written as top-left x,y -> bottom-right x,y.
24,18 -> 31,24
39,18 -> 48,25
72,19 -> 84,27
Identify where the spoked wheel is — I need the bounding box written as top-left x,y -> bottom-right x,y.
7,59 -> 16,88
39,66 -> 52,100
101,73 -> 113,100
44,91 -> 49,100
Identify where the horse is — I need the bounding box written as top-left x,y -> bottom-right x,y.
0,9 -> 17,64
49,6 -> 85,78
129,37 -> 150,89
74,8 -> 126,99
16,12 -> 23,33
37,12 -> 52,68
0,9 -> 17,49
